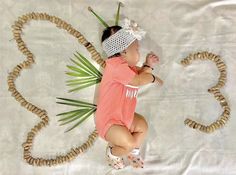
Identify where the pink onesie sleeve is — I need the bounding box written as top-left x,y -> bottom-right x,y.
113,62 -> 136,85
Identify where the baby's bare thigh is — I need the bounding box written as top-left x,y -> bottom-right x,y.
129,112 -> 148,133
105,124 -> 135,147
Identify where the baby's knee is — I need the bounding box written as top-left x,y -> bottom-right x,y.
138,117 -> 149,132
142,118 -> 148,130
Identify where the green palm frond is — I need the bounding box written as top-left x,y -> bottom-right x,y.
56,97 -> 97,133
65,51 -> 102,92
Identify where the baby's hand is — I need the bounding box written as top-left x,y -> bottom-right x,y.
145,51 -> 160,68
155,76 -> 164,86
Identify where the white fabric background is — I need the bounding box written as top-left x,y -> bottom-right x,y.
1,0 -> 236,174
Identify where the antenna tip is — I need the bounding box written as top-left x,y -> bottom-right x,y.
88,6 -> 93,12
118,1 -> 124,7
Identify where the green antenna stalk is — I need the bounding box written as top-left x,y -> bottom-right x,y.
115,2 -> 123,25
88,6 -> 109,28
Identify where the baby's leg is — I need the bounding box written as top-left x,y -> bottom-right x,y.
130,112 -> 149,148
127,112 -> 148,168
105,124 -> 136,157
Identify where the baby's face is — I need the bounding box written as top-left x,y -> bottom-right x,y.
125,40 -> 140,66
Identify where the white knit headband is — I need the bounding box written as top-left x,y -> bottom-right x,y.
102,18 -> 146,57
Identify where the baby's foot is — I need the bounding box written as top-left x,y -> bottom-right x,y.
127,148 -> 144,168
106,144 -> 125,170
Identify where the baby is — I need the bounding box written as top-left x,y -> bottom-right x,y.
95,24 -> 163,169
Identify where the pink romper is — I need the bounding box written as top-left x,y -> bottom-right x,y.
95,56 -> 139,141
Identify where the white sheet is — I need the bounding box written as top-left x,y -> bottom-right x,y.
1,0 -> 236,174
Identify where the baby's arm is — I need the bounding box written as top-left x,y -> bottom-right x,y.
128,71 -> 162,86
135,65 -> 152,74
130,52 -> 163,86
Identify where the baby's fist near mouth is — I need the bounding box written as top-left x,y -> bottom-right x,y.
145,51 -> 160,68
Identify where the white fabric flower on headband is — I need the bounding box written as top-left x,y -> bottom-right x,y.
120,18 -> 146,40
